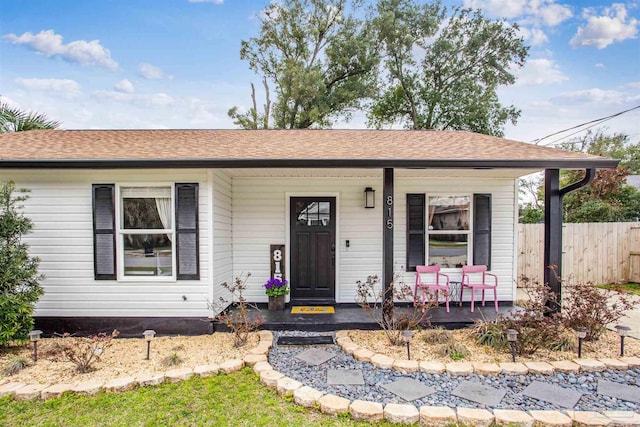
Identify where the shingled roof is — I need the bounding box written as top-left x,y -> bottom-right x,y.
0,129 -> 618,169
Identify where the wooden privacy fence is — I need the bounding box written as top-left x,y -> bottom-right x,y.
518,222 -> 640,285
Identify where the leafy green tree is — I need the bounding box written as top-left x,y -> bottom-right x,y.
0,101 -> 60,133
235,0 -> 379,128
0,181 -> 44,346
227,78 -> 272,129
369,0 -> 528,135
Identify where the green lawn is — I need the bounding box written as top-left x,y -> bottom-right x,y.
0,368 -> 401,427
596,283 -> 640,296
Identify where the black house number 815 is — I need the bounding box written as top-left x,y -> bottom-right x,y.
386,195 -> 393,229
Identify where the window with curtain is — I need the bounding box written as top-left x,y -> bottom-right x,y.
119,186 -> 174,277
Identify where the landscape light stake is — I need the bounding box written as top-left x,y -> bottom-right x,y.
401,330 -> 414,360
505,329 -> 519,362
615,325 -> 631,357
575,327 -> 588,358
29,330 -> 42,362
143,330 -> 156,360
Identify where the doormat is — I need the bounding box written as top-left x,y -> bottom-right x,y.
291,306 -> 335,314
277,335 -> 335,346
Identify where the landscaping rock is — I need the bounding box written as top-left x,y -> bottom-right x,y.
276,377 -> 302,396
393,359 -> 420,373
14,383 -> 48,401
493,409 -> 534,427
456,407 -> 494,427
0,382 -> 26,397
602,411 -> 640,426
260,369 -> 284,387
318,394 -> 350,415
598,359 -> 628,370
243,354 -> 267,366
350,399 -> 384,422
41,383 -> 74,400
104,376 -> 137,393
472,362 -> 502,375
253,361 -> 272,374
573,359 -> 606,372
352,347 -> 374,362
334,330 -> 349,339
194,364 -> 219,377
341,342 -> 359,355
419,406 -> 457,427
249,343 -> 272,355
525,362 -> 555,375
446,362 -> 473,376
550,360 -> 581,373
258,330 -> 274,342
136,372 -> 166,386
383,403 -> 419,425
335,337 -> 353,347
72,380 -> 103,395
619,357 -> 640,368
499,362 -> 529,375
529,410 -> 572,427
165,368 -> 194,382
219,359 -> 244,373
566,410 -> 612,426
419,361 -> 446,374
293,385 -> 324,407
370,354 -> 395,369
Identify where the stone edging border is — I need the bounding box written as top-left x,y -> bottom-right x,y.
1,330 -> 639,426
333,330 -> 640,377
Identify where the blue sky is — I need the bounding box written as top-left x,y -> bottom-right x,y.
1,0 -> 639,145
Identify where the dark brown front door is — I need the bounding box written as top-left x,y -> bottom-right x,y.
290,197 -> 336,302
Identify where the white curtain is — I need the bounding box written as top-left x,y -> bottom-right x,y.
155,197 -> 172,241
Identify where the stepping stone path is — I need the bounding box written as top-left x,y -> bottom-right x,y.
451,380 -> 507,407
295,348 -> 336,366
522,381 -> 583,409
381,378 -> 436,402
597,379 -> 640,404
326,369 -> 365,385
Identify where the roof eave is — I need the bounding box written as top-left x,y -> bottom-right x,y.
0,158 -> 620,169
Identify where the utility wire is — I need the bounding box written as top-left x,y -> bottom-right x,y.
532,105 -> 640,146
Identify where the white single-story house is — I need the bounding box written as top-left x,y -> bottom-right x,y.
0,129 -> 617,334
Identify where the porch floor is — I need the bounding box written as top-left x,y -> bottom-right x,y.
221,303 -> 515,332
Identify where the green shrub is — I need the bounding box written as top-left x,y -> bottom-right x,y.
473,319 -> 507,350
161,351 -> 183,367
2,355 -> 30,376
0,181 -> 44,346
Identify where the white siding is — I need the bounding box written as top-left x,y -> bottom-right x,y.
211,170 -> 233,309
232,173 -> 517,303
0,170 -> 211,317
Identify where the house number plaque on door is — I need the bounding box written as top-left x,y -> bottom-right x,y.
386,195 -> 393,229
270,245 -> 285,281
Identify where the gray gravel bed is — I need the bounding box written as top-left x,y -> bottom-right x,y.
268,331 -> 640,412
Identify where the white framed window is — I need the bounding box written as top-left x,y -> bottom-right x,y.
426,195 -> 471,269
116,184 -> 176,279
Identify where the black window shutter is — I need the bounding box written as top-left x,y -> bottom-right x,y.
176,183 -> 200,280
406,194 -> 425,272
473,193 -> 492,269
93,184 -> 116,280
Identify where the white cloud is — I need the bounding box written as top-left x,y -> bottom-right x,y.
517,26 -> 549,46
595,63 -> 605,68
137,62 -> 173,80
463,0 -> 572,26
513,58 -> 568,86
14,77 -> 82,98
3,30 -> 119,70
114,79 -> 134,93
570,3 -> 639,49
463,0 -> 525,19
551,88 -> 640,105
188,0 -> 223,3
536,2 -> 572,26
628,82 -> 640,88
93,90 -> 176,108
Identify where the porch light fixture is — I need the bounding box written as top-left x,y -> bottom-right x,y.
29,330 -> 42,362
615,325 -> 631,357
505,329 -> 519,362
364,187 -> 375,209
401,330 -> 414,360
575,327 -> 588,358
143,329 -> 156,360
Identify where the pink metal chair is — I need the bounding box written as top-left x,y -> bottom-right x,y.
414,265 -> 450,312
459,265 -> 498,312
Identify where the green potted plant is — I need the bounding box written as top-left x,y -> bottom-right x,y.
264,277 -> 289,311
